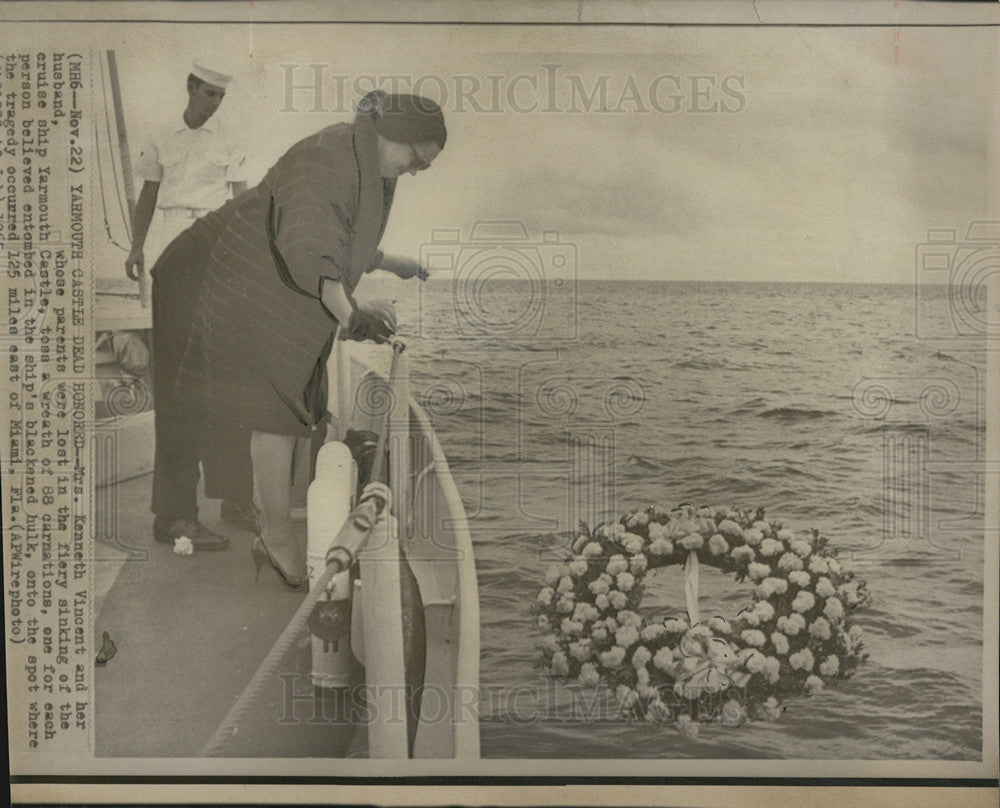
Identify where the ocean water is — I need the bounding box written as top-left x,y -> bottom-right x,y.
366,279 -> 987,760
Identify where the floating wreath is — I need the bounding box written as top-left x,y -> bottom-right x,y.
534,504 -> 870,727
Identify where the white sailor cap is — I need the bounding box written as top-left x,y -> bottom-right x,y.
190,59 -> 233,88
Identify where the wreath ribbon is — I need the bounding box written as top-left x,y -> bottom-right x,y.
684,550 -> 700,625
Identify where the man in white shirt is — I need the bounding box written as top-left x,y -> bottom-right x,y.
129,61 -> 256,550
126,60 -> 248,274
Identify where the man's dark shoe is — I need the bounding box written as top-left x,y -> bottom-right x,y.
220,499 -> 262,534
153,517 -> 230,551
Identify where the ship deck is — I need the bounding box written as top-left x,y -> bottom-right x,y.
93,472 -> 359,758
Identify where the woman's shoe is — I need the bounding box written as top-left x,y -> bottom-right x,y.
251,536 -> 306,589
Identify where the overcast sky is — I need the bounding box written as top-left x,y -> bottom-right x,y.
81,23 -> 994,282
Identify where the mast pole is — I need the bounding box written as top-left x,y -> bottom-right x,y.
106,50 -> 149,308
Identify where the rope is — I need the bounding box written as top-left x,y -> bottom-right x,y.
199,560 -> 345,758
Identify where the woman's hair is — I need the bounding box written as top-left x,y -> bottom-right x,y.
357,90 -> 447,148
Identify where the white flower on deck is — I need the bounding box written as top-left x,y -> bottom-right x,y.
741,629 -> 766,648
572,602 -> 599,623
595,593 -> 610,610
742,528 -> 764,547
561,618 -> 584,636
776,528 -> 795,542
629,553 -> 648,574
805,675 -> 824,693
556,575 -> 575,594
791,591 -> 816,614
569,640 -> 592,662
748,562 -> 771,582
572,534 -> 590,553
592,627 -> 609,643
582,542 -> 604,558
752,601 -> 775,623
568,558 -> 589,577
771,631 -> 789,656
731,545 -> 755,564
708,616 -> 732,635
752,520 -> 771,534
173,536 -> 195,556
608,591 -> 628,611
763,656 -> 781,683
616,571 -> 635,592
537,587 -> 554,606
826,557 -> 842,575
745,652 -> 765,674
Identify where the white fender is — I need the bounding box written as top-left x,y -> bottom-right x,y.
307,441 -> 356,689
358,512 -> 409,758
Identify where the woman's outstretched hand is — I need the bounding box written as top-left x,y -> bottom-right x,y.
381,254 -> 429,281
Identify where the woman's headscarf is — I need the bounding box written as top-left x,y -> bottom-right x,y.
356,90 -> 447,148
